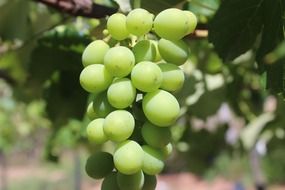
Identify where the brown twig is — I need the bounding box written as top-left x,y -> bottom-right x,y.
188,23 -> 208,39
35,0 -> 117,18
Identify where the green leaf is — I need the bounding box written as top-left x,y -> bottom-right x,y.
256,0 -> 285,70
45,70 -> 88,126
187,86 -> 226,119
209,0 -> 264,61
20,32 -> 89,126
188,0 -> 219,17
265,60 -> 284,94
0,0 -> 30,40
263,41 -> 285,64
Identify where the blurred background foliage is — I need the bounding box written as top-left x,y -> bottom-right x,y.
0,0 -> 285,189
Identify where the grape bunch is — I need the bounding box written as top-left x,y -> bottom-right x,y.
80,8 -> 197,190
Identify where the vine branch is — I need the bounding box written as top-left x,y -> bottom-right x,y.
188,23 -> 208,39
34,0 -> 117,18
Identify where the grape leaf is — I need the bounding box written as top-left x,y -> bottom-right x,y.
209,0 -> 264,61
0,0 -> 30,40
256,0 -> 285,63
188,0 -> 219,17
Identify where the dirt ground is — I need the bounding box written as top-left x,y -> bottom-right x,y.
4,165 -> 285,190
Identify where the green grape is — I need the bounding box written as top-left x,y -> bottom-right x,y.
158,63 -> 185,91
114,140 -> 144,175
82,40 -> 110,67
158,38 -> 189,65
126,8 -> 153,36
103,110 -> 135,142
142,89 -> 180,127
184,11 -> 197,34
104,46 -> 135,77
142,174 -> 157,190
132,40 -> 156,63
103,29 -> 109,36
161,143 -> 173,159
79,64 -> 113,94
85,151 -> 114,179
154,8 -> 189,40
86,118 -> 108,144
142,145 -> 165,175
131,61 -> 163,92
86,102 -> 97,120
142,122 -> 171,148
150,40 -> 162,62
107,78 -> 136,109
117,171 -> 144,190
92,92 -> 114,118
107,13 -> 129,40
101,172 -> 120,190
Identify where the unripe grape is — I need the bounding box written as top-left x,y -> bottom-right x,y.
86,102 -> 97,120
107,78 -> 136,109
79,64 -> 113,94
126,8 -> 153,36
142,145 -> 165,175
117,171 -> 144,190
184,11 -> 197,34
143,89 -> 180,127
158,63 -> 185,91
85,151 -> 114,179
104,46 -> 135,77
86,118 -> 108,144
92,92 -> 114,118
142,122 -> 171,148
154,8 -> 189,40
82,40 -> 110,67
103,110 -> 135,142
101,172 -> 120,190
131,61 -> 163,92
107,13 -> 129,40
132,40 -> 156,63
114,140 -> 144,174
142,174 -> 157,190
158,38 -> 189,65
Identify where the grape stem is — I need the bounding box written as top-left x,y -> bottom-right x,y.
133,0 -> 141,9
